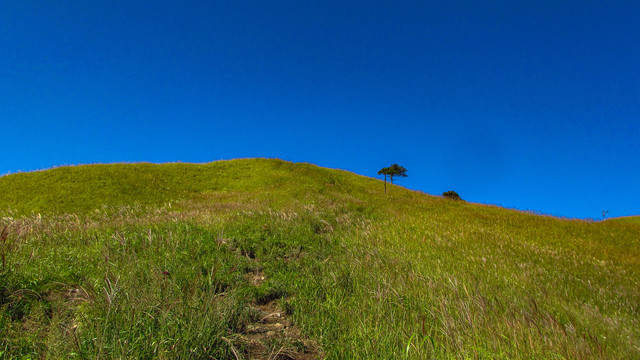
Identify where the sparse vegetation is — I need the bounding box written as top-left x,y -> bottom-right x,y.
0,159 -> 638,359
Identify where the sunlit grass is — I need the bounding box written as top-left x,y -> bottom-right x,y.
607,216 -> 640,227
1,159 -> 638,359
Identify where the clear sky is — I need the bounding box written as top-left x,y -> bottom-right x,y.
1,1 -> 638,219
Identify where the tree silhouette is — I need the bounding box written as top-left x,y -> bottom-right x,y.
377,167 -> 390,194
387,164 -> 407,185
378,164 -> 407,194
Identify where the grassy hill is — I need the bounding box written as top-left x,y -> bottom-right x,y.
1,159 -> 638,359
0,159 -> 351,215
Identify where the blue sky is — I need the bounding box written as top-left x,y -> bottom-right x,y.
1,1 -> 638,219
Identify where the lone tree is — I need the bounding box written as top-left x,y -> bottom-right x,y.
378,164 -> 407,193
377,167 -> 390,194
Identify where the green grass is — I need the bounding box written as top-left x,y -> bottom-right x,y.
0,159 -> 333,215
607,216 -> 640,226
1,159 -> 639,359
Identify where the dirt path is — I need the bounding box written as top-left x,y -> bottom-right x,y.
234,270 -> 321,360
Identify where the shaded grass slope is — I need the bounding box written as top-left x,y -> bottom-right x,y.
1,159 -> 639,359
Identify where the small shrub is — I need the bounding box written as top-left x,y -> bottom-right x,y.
442,191 -> 462,201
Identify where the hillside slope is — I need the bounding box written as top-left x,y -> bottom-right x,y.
0,159 -> 366,215
1,159 -> 639,359
607,216 -> 640,226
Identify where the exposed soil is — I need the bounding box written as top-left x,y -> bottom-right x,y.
239,271 -> 322,360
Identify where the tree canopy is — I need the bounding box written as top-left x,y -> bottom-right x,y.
377,164 -> 407,193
